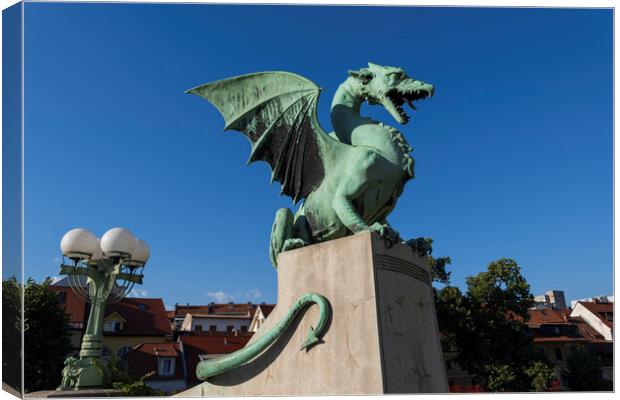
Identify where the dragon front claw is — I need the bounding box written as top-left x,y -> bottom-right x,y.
369,222 -> 401,248
282,238 -> 307,252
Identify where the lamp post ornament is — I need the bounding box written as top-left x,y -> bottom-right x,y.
56,227 -> 150,390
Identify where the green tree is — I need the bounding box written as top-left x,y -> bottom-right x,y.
103,357 -> 164,396
562,346 -> 612,391
2,277 -> 22,392
525,361 -> 555,392
434,258 -> 555,392
23,277 -> 72,392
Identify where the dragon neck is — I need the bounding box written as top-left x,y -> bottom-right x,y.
330,78 -> 414,178
330,78 -> 364,140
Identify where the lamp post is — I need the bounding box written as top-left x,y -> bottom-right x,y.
56,227 -> 150,390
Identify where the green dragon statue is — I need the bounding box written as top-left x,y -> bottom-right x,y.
186,63 -> 433,380
187,62 -> 434,267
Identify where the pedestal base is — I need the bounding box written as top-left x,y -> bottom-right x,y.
25,389 -> 124,398
179,232 -> 448,396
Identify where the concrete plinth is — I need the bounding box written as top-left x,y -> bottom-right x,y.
25,389 -> 124,398
179,232 -> 448,396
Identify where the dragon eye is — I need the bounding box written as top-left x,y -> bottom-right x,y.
389,71 -> 404,79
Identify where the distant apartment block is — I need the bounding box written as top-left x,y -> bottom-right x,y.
532,290 -> 567,310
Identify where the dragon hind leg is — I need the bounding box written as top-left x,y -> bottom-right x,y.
270,208 -> 307,267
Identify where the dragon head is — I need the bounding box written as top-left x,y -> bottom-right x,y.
348,62 -> 434,124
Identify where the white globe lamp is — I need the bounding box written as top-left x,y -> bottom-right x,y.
60,228 -> 99,260
100,227 -> 136,258
128,239 -> 150,267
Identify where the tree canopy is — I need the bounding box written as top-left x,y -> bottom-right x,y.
2,277 -> 22,393
23,277 -> 72,392
432,257 -> 555,392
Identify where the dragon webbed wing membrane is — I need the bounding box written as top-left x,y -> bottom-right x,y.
187,72 -> 333,203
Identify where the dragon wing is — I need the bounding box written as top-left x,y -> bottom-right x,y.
187,71 -> 338,204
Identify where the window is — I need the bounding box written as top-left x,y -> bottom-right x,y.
104,321 -> 122,332
553,326 -> 561,335
195,325 -> 203,332
56,292 -> 66,304
240,326 -> 248,332
101,346 -> 112,360
117,345 -> 132,359
554,348 -> 563,361
227,325 -> 234,333
158,357 -> 175,376
209,325 -> 217,332
137,303 -> 147,310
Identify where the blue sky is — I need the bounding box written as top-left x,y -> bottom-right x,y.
21,3 -> 612,308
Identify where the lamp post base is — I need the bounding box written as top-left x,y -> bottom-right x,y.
74,358 -> 106,389
58,336 -> 108,390
58,356 -> 107,390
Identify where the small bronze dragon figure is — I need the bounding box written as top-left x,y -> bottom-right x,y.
187,62 -> 434,266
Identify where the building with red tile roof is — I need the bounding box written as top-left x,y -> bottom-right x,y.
526,305 -> 614,387
126,332 -> 254,392
445,305 -> 614,391
181,333 -> 253,386
100,297 -> 173,360
172,302 -> 271,334
48,281 -> 173,362
128,342 -> 185,394
570,301 -> 613,341
48,285 -> 88,353
104,298 -> 172,337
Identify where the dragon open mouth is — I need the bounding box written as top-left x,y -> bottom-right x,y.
384,85 -> 433,124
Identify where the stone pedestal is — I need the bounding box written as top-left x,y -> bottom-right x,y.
179,232 -> 448,396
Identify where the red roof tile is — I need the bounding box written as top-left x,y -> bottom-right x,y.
187,313 -> 252,319
134,342 -> 179,357
572,316 -> 607,342
578,302 -> 614,329
128,342 -> 183,381
527,309 -> 570,325
48,286 -> 172,338
259,304 -> 276,318
181,334 -> 252,383
579,301 -> 613,313
174,303 -> 257,318
48,286 -> 87,324
104,298 -> 172,336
